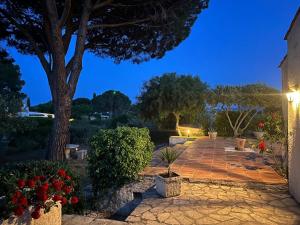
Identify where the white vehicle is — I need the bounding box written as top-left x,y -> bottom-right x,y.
17,111 -> 55,119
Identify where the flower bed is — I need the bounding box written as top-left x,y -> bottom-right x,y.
0,161 -> 81,223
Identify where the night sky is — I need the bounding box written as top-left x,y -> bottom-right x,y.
4,0 -> 300,105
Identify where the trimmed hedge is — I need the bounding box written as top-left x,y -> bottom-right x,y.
88,127 -> 154,195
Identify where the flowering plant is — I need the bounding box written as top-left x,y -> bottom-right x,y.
258,140 -> 266,155
9,168 -> 78,220
257,121 -> 265,132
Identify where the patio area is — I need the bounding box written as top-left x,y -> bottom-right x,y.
142,137 -> 286,185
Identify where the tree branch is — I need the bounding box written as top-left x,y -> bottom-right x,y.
87,17 -> 152,30
68,0 -> 92,97
58,0 -> 72,27
93,0 -> 113,11
225,110 -> 234,130
241,110 -> 258,132
46,0 -> 59,24
0,9 -> 51,75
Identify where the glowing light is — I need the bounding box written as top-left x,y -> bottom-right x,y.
187,129 -> 190,137
286,91 -> 300,105
69,118 -> 75,122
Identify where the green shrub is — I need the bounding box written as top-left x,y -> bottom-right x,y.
7,118 -> 52,152
0,160 -> 83,219
88,127 -> 154,195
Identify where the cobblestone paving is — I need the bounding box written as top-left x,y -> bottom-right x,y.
126,182 -> 300,225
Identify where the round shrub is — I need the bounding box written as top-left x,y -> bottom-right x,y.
88,127 -> 154,195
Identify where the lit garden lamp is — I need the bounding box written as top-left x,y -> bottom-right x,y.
286,91 -> 300,106
187,129 -> 190,137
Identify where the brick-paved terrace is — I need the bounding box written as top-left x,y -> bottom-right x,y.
142,137 -> 286,185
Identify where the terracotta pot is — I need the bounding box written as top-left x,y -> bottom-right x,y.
208,132 -> 218,140
236,138 -> 246,150
1,203 -> 61,225
253,131 -> 264,140
155,173 -> 181,198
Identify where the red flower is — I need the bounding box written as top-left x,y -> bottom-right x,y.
33,176 -> 40,181
19,196 -> 28,206
52,180 -> 64,191
14,191 -> 22,198
41,182 -> 49,192
70,196 -> 79,205
57,169 -> 66,178
17,179 -> 26,189
52,195 -> 62,202
258,122 -> 265,128
61,197 -> 67,205
27,179 -> 35,188
65,175 -> 71,180
14,206 -> 24,217
31,209 -> 41,220
40,176 -> 46,181
38,193 -> 48,202
258,140 -> 266,151
11,196 -> 18,204
62,186 -> 72,194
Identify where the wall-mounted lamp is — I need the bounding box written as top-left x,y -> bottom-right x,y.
286,91 -> 300,104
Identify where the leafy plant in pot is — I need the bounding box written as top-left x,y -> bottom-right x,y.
155,148 -> 181,198
253,121 -> 265,140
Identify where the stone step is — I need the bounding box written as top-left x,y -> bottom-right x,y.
62,215 -> 127,225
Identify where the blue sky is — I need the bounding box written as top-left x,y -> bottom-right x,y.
5,0 -> 300,105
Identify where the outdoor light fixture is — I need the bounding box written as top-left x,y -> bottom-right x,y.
187,129 -> 190,137
286,91 -> 300,105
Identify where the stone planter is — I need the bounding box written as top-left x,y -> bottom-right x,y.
64,148 -> 71,159
253,131 -> 264,140
0,203 -> 61,225
155,173 -> 181,198
208,132 -> 218,140
236,138 -> 246,150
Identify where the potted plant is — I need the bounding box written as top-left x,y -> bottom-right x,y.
155,148 -> 181,198
235,134 -> 246,151
253,121 -> 265,140
1,169 -> 79,225
208,128 -> 217,140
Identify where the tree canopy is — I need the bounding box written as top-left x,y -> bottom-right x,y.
0,49 -> 25,134
138,73 -> 207,135
208,84 -> 281,137
92,90 -> 131,116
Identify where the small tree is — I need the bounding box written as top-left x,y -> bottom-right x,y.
208,84 -> 281,137
138,73 -> 207,136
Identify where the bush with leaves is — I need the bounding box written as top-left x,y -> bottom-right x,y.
88,127 -> 154,195
0,161 -> 83,220
160,148 -> 180,177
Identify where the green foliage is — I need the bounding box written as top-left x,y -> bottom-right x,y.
0,160 -> 83,219
138,73 -> 207,132
0,49 -> 25,135
70,120 -> 99,145
92,90 -> 131,116
31,101 -> 54,113
7,118 -> 52,153
88,127 -> 154,195
264,112 -> 285,144
160,147 -> 180,176
209,84 -> 281,137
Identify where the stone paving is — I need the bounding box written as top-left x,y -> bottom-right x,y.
142,137 -> 286,185
126,182 -> 300,225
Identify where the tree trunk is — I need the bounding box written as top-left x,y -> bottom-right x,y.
47,94 -> 72,161
174,113 -> 182,136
